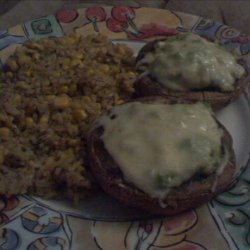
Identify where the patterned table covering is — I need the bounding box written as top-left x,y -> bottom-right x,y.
0,6 -> 250,250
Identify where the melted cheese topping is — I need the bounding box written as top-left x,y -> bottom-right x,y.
96,102 -> 226,200
137,33 -> 245,92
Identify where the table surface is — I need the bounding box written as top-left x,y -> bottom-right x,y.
0,0 -> 250,34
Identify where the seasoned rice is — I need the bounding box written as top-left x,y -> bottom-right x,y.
0,33 -> 136,202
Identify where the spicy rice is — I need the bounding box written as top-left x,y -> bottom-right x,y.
0,33 -> 136,202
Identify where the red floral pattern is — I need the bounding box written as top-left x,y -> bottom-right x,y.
56,9 -> 78,23
106,17 -> 128,33
0,196 -> 19,225
85,6 -> 107,32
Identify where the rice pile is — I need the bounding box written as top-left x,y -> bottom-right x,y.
0,33 -> 136,202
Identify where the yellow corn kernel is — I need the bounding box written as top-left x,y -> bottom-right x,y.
82,96 -> 91,103
116,99 -> 124,105
24,68 -> 32,77
13,94 -> 22,105
5,71 -> 13,79
127,71 -> 136,78
54,95 -> 70,109
67,37 -> 76,45
99,47 -> 107,55
52,71 -> 61,78
61,58 -> 70,65
45,156 -> 56,167
58,149 -> 73,159
45,95 -> 55,101
69,84 -> 77,93
32,53 -> 40,60
25,117 -> 34,128
58,85 -> 68,94
7,60 -> 19,71
62,64 -> 69,70
86,69 -> 94,76
71,59 -> 82,67
89,48 -> 97,55
117,46 -> 126,55
26,42 -> 44,51
73,109 -> 87,121
16,81 -> 28,89
68,139 -> 80,146
75,53 -> 84,60
39,115 -> 49,125
71,100 -> 82,109
0,127 -> 10,139
18,54 -> 32,65
99,64 -> 109,73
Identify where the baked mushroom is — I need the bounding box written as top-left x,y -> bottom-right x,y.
135,33 -> 250,110
88,97 -> 236,215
